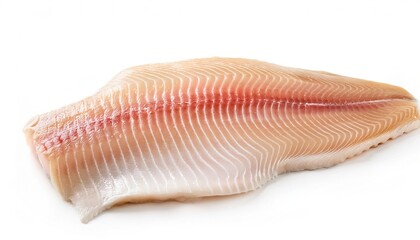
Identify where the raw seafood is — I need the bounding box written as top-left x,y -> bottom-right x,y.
24,58 -> 420,222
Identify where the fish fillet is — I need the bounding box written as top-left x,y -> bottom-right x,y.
24,58 -> 420,223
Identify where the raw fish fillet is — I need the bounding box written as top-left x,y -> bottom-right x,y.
24,58 -> 420,222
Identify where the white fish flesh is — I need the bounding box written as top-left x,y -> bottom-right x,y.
24,58 -> 420,222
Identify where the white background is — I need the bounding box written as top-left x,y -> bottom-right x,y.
2,0 -> 420,239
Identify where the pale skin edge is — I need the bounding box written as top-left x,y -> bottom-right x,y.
47,119 -> 420,223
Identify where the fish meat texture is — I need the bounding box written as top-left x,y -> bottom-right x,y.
24,58 -> 420,223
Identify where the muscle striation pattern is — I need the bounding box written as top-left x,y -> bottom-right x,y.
24,58 -> 420,222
